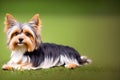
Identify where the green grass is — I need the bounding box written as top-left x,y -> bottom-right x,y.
0,0 -> 120,80
0,66 -> 119,80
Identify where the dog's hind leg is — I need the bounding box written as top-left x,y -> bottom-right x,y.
64,63 -> 79,69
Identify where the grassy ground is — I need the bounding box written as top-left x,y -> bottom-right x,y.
0,0 -> 120,80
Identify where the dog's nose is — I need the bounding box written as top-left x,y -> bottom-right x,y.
19,38 -> 23,42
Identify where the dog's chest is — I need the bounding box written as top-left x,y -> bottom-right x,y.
11,51 -> 30,64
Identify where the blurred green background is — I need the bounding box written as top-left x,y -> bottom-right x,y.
0,0 -> 120,80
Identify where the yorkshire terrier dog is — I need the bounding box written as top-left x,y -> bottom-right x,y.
2,14 -> 91,70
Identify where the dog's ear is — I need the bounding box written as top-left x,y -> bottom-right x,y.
29,14 -> 41,28
4,13 -> 17,32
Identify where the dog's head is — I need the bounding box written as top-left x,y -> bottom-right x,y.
4,14 -> 42,52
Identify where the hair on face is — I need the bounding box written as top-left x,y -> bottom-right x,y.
4,14 -> 42,52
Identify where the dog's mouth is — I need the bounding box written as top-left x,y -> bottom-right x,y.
17,41 -> 25,46
10,41 -> 28,52
17,43 -> 24,46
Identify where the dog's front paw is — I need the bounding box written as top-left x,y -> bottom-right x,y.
2,64 -> 13,70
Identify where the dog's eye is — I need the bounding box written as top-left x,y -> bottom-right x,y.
14,32 -> 19,36
25,32 -> 31,36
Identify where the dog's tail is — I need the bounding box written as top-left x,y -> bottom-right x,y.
80,56 -> 92,65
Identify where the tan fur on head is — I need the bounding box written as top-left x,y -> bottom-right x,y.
29,14 -> 41,35
4,13 -> 42,52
